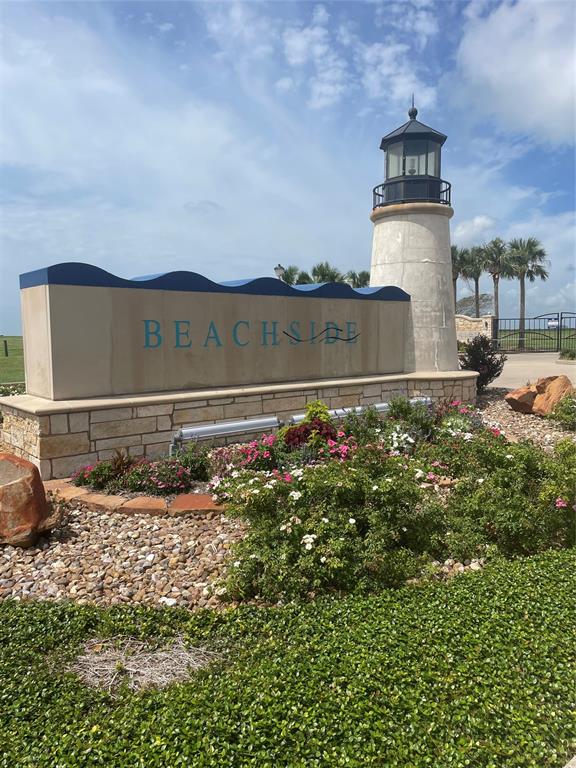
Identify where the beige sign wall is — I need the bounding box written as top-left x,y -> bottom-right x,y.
22,283 -> 409,400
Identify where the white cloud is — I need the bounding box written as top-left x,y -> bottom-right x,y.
157,23 -> 175,33
275,76 -> 294,92
283,13 -> 349,110
456,0 -> 576,144
453,215 -> 496,246
376,1 -> 439,50
358,42 -> 436,108
203,2 -> 277,61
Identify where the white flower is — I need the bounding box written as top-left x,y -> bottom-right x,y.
251,489 -> 260,495
289,490 -> 302,500
320,556 -> 327,563
414,469 -> 424,480
348,518 -> 356,525
372,485 -> 379,491
477,478 -> 485,484
301,533 -> 317,549
506,454 -> 514,459
292,469 -> 304,478
290,515 -> 302,524
233,560 -> 241,567
322,517 -> 329,523
463,432 -> 474,441
249,553 -> 257,559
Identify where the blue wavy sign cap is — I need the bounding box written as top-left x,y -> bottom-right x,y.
20,262 -> 410,302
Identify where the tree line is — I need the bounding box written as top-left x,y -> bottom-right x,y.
278,262 -> 370,288
279,236 -> 549,333
451,237 -> 549,326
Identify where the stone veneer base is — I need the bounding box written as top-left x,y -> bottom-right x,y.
1,371 -> 478,479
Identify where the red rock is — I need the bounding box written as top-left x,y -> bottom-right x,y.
504,385 -> 537,413
79,493 -> 124,512
534,376 -> 559,394
119,497 -> 168,516
169,493 -> 223,516
532,375 -> 574,416
0,453 -> 50,547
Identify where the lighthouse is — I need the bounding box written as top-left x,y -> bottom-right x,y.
370,103 -> 458,373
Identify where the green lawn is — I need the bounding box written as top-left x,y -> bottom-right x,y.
496,329 -> 576,352
0,336 -> 24,384
1,550 -> 574,767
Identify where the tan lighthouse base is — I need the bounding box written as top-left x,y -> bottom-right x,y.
370,202 -> 459,373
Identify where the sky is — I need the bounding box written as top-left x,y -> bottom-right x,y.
0,0 -> 575,334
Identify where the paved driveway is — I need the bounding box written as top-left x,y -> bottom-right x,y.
491,352 -> 576,390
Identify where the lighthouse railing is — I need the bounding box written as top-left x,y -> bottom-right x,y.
373,177 -> 451,209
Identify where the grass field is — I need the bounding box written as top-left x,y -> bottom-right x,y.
0,336 -> 24,384
496,328 -> 576,352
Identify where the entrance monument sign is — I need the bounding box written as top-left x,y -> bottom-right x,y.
20,264 -> 409,400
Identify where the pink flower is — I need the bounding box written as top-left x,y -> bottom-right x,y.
337,430 -> 345,438
426,472 -> 437,481
284,473 -> 293,483
431,461 -> 441,467
490,427 -> 501,437
555,497 -> 568,508
451,400 -> 462,407
459,407 -> 468,414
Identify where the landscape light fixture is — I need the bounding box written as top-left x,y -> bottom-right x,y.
274,264 -> 286,281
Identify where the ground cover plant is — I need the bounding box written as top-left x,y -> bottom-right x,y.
0,550 -> 574,767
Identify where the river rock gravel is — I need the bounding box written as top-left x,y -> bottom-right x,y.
0,505 -> 246,608
477,388 -> 576,451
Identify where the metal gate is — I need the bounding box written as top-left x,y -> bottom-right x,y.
495,312 -> 576,352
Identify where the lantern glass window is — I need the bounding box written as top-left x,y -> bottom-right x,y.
427,142 -> 440,176
404,140 -> 427,176
386,142 -> 403,178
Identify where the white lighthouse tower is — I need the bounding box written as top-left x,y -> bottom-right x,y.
370,104 -> 459,373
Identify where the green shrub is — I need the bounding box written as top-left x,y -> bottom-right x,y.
548,392 -> 576,431
559,348 -> 576,360
459,334 -> 507,392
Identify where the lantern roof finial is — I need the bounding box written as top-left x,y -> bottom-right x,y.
408,95 -> 418,120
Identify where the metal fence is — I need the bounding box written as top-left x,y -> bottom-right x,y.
495,312 -> 576,352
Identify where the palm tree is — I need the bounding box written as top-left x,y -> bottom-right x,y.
311,262 -> 344,284
508,237 -> 549,350
295,271 -> 312,284
451,245 -> 469,306
346,270 -> 370,288
460,246 -> 485,318
482,238 -> 515,331
280,265 -> 300,285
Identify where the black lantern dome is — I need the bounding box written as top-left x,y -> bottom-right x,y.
373,103 -> 451,208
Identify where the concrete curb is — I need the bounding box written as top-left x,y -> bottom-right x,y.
43,479 -> 223,516
563,757 -> 576,768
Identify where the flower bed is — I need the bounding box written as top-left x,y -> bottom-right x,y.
71,398 -> 576,604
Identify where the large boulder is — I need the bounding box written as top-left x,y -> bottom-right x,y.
532,375 -> 574,416
0,453 -> 50,547
505,375 -> 574,417
504,385 -> 537,414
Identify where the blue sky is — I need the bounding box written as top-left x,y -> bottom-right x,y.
1,0 -> 575,334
